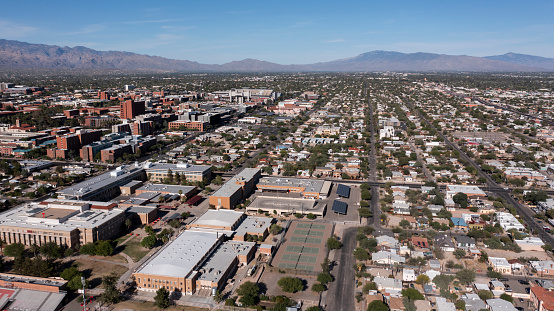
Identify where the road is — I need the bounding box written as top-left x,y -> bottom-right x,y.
405,101 -> 554,246
366,86 -> 381,227
326,227 -> 357,311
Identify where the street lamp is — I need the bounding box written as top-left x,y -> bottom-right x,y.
81,276 -> 86,311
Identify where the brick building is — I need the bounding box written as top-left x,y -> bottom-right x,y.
120,100 -> 145,119
168,120 -> 206,131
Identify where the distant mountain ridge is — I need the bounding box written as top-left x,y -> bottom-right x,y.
0,39 -> 553,72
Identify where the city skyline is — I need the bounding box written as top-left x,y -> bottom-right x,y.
1,0 -> 553,64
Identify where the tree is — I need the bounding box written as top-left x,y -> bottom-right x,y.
95,240 -> 114,256
456,269 -> 476,285
401,288 -> 424,300
99,274 -> 122,304
68,274 -> 87,291
311,283 -> 326,293
353,247 -> 370,261
4,243 -> 25,258
455,300 -> 466,310
278,277 -> 304,293
145,225 -> 155,235
154,287 -> 171,308
478,290 -> 493,300
453,249 -> 466,259
453,192 -> 468,208
416,274 -> 430,285
236,281 -> 259,307
79,243 -> 96,255
169,219 -> 181,228
367,300 -> 389,311
327,237 -> 342,250
317,272 -> 333,284
141,235 -> 157,249
270,224 -> 283,235
433,275 -> 455,290
358,208 -> 372,219
500,293 -> 513,303
400,219 -> 411,229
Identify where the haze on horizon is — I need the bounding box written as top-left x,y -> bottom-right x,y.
1,0 -> 553,64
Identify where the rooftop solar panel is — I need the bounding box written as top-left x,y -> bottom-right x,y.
332,200 -> 348,215
336,184 -> 351,198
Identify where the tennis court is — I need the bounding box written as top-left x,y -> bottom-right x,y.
272,221 -> 333,273
290,236 -> 323,244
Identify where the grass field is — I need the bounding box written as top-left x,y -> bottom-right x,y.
119,238 -> 150,262
111,301 -> 208,311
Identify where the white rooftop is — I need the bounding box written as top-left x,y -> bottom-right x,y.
136,230 -> 221,277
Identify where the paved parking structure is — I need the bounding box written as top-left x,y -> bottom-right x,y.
272,220 -> 333,273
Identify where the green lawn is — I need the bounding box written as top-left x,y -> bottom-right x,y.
119,238 -> 150,262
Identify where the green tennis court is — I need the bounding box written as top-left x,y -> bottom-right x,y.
296,223 -> 311,229
298,254 -> 317,263
295,264 -> 315,271
278,263 -> 297,269
285,245 -> 304,253
302,247 -> 320,254
311,224 -> 326,230
293,229 -> 310,235
307,230 -> 324,237
290,236 -> 322,244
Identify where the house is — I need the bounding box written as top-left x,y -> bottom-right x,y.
461,293 -> 486,311
425,270 -> 441,284
411,236 -> 430,249
435,234 -> 455,252
530,261 -> 554,277
515,237 -> 545,251
393,202 -> 410,215
451,217 -> 468,230
428,260 -> 441,270
414,300 -> 432,311
388,297 -> 405,311
486,298 -> 518,311
455,235 -> 476,249
488,257 -> 512,274
377,235 -> 399,249
436,297 -> 456,311
530,286 -> 554,311
374,276 -> 403,291
403,269 -> 416,282
490,280 -> 505,292
372,251 -> 406,265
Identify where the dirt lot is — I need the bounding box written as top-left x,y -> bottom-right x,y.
72,258 -> 128,288
485,249 -> 551,261
258,270 -> 319,303
111,300 -> 208,311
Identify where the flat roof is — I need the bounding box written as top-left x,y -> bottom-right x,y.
211,168 -> 260,198
135,230 -> 221,277
57,165 -> 144,199
258,177 -> 325,194
248,195 -> 326,215
0,287 -> 65,311
197,241 -> 255,283
143,162 -> 211,174
137,184 -> 196,195
193,209 -> 244,229
235,216 -> 272,236
446,185 -> 486,196
0,202 -> 124,232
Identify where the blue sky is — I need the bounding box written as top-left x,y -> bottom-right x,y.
1,0 -> 553,64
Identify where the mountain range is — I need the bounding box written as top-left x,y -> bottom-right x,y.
1,39 -> 554,72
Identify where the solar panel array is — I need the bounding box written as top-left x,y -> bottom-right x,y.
336,184 -> 351,198
332,200 -> 348,215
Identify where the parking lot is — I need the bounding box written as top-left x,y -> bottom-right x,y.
323,182 -> 361,223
